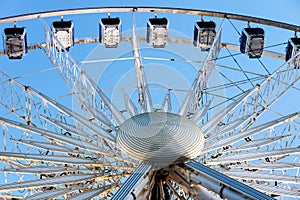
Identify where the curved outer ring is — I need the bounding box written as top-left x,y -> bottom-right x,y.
0,7 -> 293,59
0,6 -> 299,32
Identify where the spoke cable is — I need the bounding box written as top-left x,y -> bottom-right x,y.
224,46 -> 255,87
226,17 -> 241,36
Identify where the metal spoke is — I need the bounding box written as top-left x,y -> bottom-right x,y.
249,183 -> 300,197
207,147 -> 300,165
0,173 -> 127,192
40,18 -> 126,126
202,51 -> 300,137
112,162 -> 152,199
131,12 -> 153,113
202,112 -> 300,154
122,90 -> 138,117
0,151 -> 127,166
178,20 -> 223,117
228,135 -> 291,151
184,160 -> 275,200
231,162 -> 300,170
0,71 -> 115,145
161,89 -> 172,113
11,139 -> 85,154
2,166 -> 84,174
23,185 -> 83,200
0,117 -> 122,159
68,184 -> 118,200
30,86 -> 116,142
224,171 -> 300,184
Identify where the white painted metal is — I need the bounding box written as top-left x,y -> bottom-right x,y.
112,162 -> 152,200
179,20 -> 223,117
230,162 -> 300,170
131,13 -> 153,113
41,18 -> 126,126
192,98 -> 213,123
224,171 -> 300,184
0,173 -> 125,192
203,51 -> 300,138
0,7 -> 299,32
228,135 -> 291,151
0,117 -> 118,157
122,90 -> 138,117
202,112 -> 300,154
249,183 -> 300,197
69,184 -> 117,200
207,147 -> 300,164
3,166 -> 82,174
23,185 -> 82,200
161,89 -> 172,113
185,160 -> 275,200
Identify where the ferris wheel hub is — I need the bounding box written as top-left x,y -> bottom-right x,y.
117,112 -> 204,166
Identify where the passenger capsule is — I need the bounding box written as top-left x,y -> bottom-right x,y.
4,27 -> 27,59
99,17 -> 121,48
285,37 -> 300,68
240,27 -> 265,58
52,20 -> 74,51
146,17 -> 168,48
193,21 -> 216,51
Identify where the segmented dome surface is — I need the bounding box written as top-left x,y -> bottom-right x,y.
117,112 -> 204,165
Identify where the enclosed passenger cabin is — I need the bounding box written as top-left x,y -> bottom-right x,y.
52,20 -> 74,51
193,21 -> 216,51
285,37 -> 300,68
240,27 -> 265,58
99,17 -> 121,48
4,27 -> 27,59
146,17 -> 168,48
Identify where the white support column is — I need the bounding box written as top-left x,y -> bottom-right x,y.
39,17 -> 126,126
202,50 -> 300,138
161,89 -> 172,113
184,160 -> 275,200
112,162 -> 152,200
131,13 -> 153,113
179,20 -> 224,117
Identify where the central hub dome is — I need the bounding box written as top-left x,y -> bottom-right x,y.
117,112 -> 204,166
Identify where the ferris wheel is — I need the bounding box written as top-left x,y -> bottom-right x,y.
0,6 -> 300,200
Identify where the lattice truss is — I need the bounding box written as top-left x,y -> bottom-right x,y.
0,7 -> 299,200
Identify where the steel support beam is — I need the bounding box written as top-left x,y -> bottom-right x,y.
40,18 -> 126,126
131,13 -> 153,113
202,50 -> 300,138
184,160 -> 275,200
112,162 -> 152,200
179,20 -> 223,117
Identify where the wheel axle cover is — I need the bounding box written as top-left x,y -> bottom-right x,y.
117,112 -> 204,166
